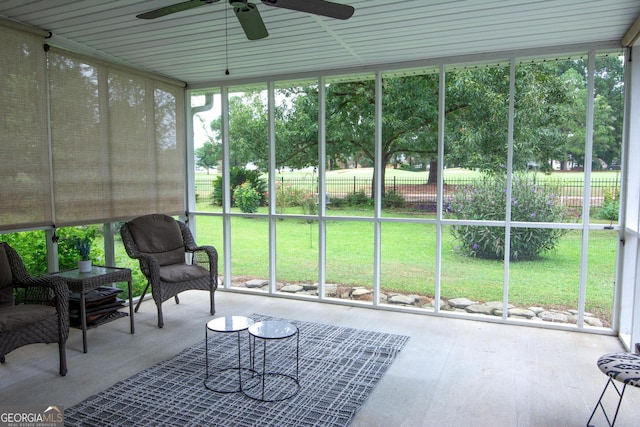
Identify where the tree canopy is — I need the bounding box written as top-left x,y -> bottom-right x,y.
201,57 -> 622,184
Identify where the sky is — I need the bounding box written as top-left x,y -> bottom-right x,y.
192,94 -> 221,148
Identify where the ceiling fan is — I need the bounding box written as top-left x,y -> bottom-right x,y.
136,0 -> 355,40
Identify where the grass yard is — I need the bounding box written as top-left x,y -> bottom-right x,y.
136,167 -> 621,324
188,208 -> 617,323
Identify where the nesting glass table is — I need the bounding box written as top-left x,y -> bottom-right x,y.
243,320 -> 300,402
204,315 -> 255,393
204,317 -> 300,402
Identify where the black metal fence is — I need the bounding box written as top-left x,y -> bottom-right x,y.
195,175 -> 620,208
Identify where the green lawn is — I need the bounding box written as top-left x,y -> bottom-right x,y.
187,207 -> 616,324
152,167 -> 622,324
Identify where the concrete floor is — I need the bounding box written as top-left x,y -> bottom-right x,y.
2,290 -> 639,426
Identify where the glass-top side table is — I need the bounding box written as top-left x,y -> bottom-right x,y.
205,315 -> 255,393
53,265 -> 134,353
244,320 -> 300,402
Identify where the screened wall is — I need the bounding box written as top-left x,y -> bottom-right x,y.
189,49 -> 628,336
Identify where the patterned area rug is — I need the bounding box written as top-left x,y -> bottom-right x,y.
64,314 -> 409,426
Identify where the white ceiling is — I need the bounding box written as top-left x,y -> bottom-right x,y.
1,0 -> 639,87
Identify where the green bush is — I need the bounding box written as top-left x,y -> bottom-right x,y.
382,190 -> 407,208
327,197 -> 347,208
1,226 -> 102,275
276,183 -> 306,212
598,187 -> 619,222
1,230 -> 48,275
234,182 -> 261,213
58,226 -> 101,269
301,195 -> 318,216
212,167 -> 267,206
445,174 -> 570,260
275,183 -> 318,215
344,190 -> 371,206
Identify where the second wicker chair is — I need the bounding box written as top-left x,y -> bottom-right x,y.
120,214 -> 218,328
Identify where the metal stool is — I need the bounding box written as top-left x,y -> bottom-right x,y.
587,352 -> 640,426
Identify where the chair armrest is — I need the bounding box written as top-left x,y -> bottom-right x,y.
133,253 -> 162,285
19,274 -> 67,306
178,220 -> 219,281
192,245 -> 218,274
18,274 -> 70,339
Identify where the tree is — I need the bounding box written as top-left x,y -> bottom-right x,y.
209,94 -> 269,170
195,140 -> 221,173
560,68 -> 616,169
208,61 -> 619,189
553,56 -> 623,169
444,63 -> 580,174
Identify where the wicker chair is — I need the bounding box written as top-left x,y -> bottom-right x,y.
0,242 -> 69,376
120,214 -> 218,328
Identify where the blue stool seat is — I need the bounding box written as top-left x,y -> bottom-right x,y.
587,352 -> 640,426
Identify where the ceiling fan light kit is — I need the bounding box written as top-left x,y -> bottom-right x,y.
136,0 -> 354,40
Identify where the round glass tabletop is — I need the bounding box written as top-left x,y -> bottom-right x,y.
206,316 -> 254,333
248,320 -> 298,339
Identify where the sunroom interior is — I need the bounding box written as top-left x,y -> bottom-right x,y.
3,0 -> 640,425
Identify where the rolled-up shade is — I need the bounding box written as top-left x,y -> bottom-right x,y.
48,48 -> 186,226
0,24 -> 51,231
0,22 -> 187,231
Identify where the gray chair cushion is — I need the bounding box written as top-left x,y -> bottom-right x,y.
0,245 -> 14,306
159,264 -> 209,283
127,214 -> 185,266
0,304 -> 57,332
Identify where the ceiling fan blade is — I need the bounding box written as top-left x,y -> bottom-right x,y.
136,0 -> 220,19
261,0 -> 354,20
233,2 -> 269,40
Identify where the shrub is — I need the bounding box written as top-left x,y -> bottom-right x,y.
344,190 -> 371,206
58,226 -> 101,269
213,167 -> 267,206
276,183 -> 305,212
301,195 -> 318,216
234,182 -> 261,213
328,197 -> 347,208
275,183 -> 318,216
1,230 -> 48,275
445,173 -> 570,260
1,226 -> 102,274
598,187 -> 619,222
382,190 -> 407,208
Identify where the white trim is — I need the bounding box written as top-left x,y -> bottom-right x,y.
268,81 -> 277,294
318,77 -> 327,300
221,86 -> 232,290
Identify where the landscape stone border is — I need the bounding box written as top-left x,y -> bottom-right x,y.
233,278 -> 607,328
